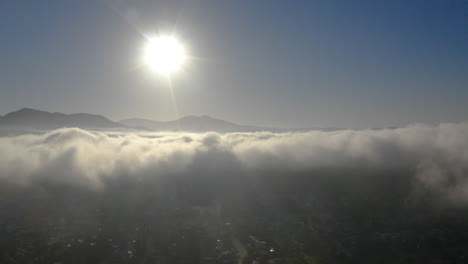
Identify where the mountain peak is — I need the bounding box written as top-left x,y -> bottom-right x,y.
119,114 -> 262,132
17,107 -> 38,112
1,108 -> 121,130
6,107 -> 47,115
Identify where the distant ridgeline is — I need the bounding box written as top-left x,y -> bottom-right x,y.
0,108 -> 121,130
0,108 -> 336,132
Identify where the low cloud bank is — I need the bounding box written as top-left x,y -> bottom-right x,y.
1,123 -> 468,202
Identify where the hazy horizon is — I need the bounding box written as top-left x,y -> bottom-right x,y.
4,106 -> 463,129
1,0 -> 466,128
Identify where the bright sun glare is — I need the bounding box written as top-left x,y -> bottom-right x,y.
144,35 -> 186,75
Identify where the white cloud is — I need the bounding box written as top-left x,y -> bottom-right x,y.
0,123 -> 467,202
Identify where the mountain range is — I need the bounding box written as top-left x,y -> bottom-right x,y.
0,108 -> 275,132
119,116 -> 267,133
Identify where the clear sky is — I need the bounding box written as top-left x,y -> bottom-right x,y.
0,0 -> 466,128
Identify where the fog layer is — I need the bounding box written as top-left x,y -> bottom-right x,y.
1,123 -> 467,202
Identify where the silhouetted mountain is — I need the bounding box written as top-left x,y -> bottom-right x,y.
0,108 -> 122,130
119,115 -> 269,132
0,108 -> 340,132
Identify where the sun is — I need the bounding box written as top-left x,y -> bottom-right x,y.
144,35 -> 186,75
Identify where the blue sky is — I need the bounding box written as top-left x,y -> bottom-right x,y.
0,0 -> 466,128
